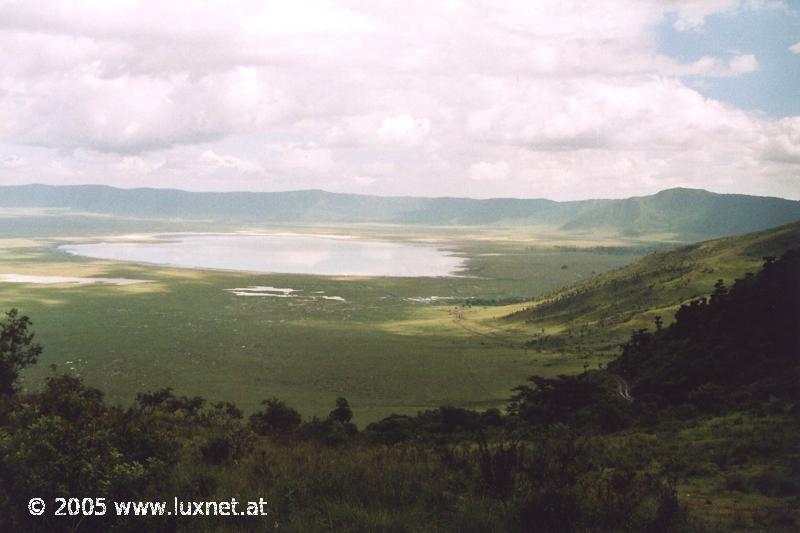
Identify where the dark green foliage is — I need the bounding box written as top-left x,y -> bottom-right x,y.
0,308 -> 42,397
508,372 -> 630,432
364,405 -> 504,445
725,469 -> 800,498
293,398 -> 359,445
298,417 -> 359,446
249,397 -> 302,434
610,250 -> 800,410
200,435 -> 232,465
210,401 -> 243,421
364,414 -> 416,444
475,434 -> 522,500
0,372 -> 178,532
481,407 -> 504,427
509,251 -> 800,437
136,387 -> 206,419
465,296 -> 529,306
329,397 -> 353,423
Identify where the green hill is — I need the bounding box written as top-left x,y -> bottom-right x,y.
2,184 -> 798,241
506,221 -> 800,350
0,184 -> 609,225
561,188 -> 800,240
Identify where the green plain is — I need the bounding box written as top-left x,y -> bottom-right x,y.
0,223 -> 642,424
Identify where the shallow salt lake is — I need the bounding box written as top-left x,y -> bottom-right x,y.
0,274 -> 152,285
60,234 -> 467,277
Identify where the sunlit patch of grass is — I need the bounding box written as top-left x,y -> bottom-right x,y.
0,238 -> 45,248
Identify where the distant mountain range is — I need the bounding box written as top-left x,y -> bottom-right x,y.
1,184 -> 799,242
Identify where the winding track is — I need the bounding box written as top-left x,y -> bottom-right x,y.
611,374 -> 634,402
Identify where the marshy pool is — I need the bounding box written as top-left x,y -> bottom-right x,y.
60,234 -> 467,277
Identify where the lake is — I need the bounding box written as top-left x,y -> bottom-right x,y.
60,234 -> 467,277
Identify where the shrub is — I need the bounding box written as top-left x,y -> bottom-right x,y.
249,397 -> 302,434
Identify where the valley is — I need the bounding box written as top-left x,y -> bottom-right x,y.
1,186 -> 798,531
4,212 -> 797,424
1,222 -> 644,423
3,6 -> 798,529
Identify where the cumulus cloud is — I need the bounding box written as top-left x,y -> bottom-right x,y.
675,53 -> 759,77
664,0 -> 788,31
789,42 -> 800,54
0,66 -> 292,153
665,0 -> 740,31
762,118 -> 800,164
0,0 -> 796,200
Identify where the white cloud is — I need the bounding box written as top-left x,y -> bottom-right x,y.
280,144 -> 335,174
243,2 -> 375,36
1,155 -> 25,169
362,162 -> 396,176
789,42 -> 800,54
469,161 -> 510,182
351,175 -> 377,186
661,53 -> 759,77
665,0 -> 740,31
0,0 -> 796,200
665,0 -> 791,32
199,150 -> 264,175
377,115 -> 432,147
762,118 -> 800,164
0,66 -> 292,153
728,54 -> 759,74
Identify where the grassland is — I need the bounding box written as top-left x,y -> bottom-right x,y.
0,222 -> 644,423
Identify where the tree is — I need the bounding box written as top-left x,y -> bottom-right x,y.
328,397 -> 353,423
0,309 -> 43,397
0,371 -> 180,531
249,397 -> 301,434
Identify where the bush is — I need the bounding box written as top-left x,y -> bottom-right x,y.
365,414 -> 415,444
201,435 -> 232,465
249,397 -> 302,434
329,397 -> 353,423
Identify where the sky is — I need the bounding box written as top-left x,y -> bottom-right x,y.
0,0 -> 798,200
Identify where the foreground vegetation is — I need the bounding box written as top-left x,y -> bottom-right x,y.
1,249 -> 798,531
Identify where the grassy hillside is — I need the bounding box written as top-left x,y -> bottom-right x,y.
562,188 -> 800,240
503,221 -> 800,353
